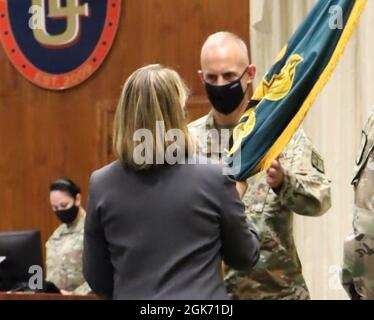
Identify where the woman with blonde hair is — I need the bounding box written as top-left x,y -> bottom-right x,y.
83,64 -> 259,300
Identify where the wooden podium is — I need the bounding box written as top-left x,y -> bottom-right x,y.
0,292 -> 100,300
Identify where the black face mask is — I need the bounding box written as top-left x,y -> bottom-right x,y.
55,205 -> 79,224
205,68 -> 248,115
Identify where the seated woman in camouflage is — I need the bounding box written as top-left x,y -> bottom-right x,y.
46,178 -> 91,295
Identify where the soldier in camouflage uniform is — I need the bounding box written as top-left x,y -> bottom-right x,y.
46,178 -> 91,295
189,32 -> 332,300
342,107 -> 374,300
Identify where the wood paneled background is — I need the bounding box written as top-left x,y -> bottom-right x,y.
0,0 -> 249,257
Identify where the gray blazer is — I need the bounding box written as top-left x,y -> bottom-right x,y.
83,160 -> 259,300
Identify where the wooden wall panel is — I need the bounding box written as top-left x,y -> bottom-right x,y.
0,0 -> 249,254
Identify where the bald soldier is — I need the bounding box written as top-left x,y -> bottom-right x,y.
188,32 -> 332,300
342,107 -> 374,300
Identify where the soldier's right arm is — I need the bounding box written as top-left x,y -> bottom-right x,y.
342,109 -> 374,300
342,235 -> 362,300
45,231 -> 60,284
45,240 -> 54,282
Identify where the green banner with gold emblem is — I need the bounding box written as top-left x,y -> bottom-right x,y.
226,0 -> 367,180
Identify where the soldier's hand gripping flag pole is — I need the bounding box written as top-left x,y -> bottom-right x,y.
225,0 -> 367,181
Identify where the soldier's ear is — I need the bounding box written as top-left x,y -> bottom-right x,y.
75,194 -> 82,207
246,64 -> 256,84
198,70 -> 204,84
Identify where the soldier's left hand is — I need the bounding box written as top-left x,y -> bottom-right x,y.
266,159 -> 284,190
235,180 -> 248,199
60,289 -> 73,295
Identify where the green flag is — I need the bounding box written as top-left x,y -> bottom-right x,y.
226,0 -> 367,180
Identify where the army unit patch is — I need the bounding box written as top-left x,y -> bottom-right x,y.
311,150 -> 325,174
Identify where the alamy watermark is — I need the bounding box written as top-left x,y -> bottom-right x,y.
28,265 -> 43,290
132,121 -> 241,176
329,5 -> 343,30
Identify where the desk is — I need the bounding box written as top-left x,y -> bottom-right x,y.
0,292 -> 100,300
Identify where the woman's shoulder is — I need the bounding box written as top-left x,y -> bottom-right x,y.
177,159 -> 231,185
46,223 -> 66,244
90,160 -> 123,183
90,159 -> 232,189
186,156 -> 226,172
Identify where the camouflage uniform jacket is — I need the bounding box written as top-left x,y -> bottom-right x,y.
342,107 -> 374,300
189,112 -> 332,300
46,208 -> 91,295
